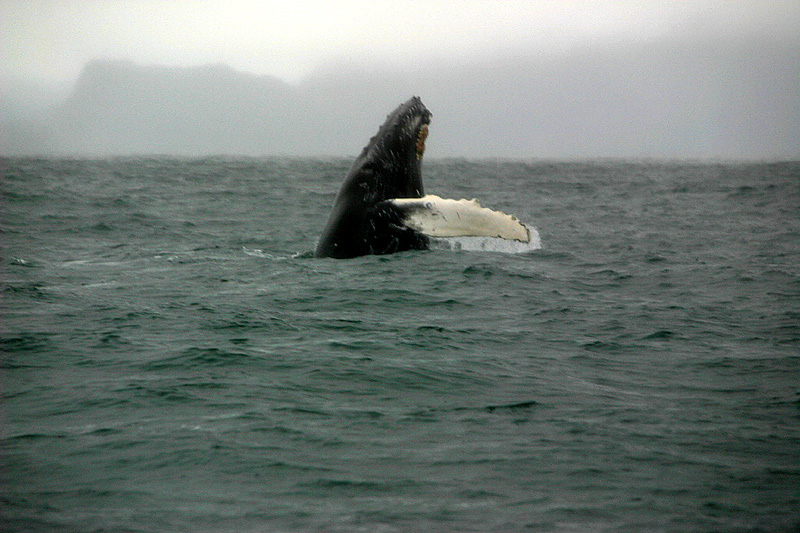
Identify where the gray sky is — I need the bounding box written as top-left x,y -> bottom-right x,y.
3,0 -> 798,87
2,1 -> 799,159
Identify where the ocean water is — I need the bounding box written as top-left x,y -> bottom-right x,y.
1,157 -> 798,532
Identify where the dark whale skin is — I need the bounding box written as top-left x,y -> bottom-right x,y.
315,97 -> 432,259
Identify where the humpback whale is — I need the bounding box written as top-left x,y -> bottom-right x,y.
315,97 -> 532,258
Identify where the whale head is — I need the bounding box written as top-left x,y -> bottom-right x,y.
356,96 -> 432,200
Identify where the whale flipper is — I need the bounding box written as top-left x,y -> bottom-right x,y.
389,195 -> 530,242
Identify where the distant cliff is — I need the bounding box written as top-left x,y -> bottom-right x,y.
24,60 -> 312,155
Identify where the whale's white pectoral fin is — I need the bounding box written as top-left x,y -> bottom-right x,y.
390,194 -> 530,243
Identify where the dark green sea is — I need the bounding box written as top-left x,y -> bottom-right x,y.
1,157 -> 799,532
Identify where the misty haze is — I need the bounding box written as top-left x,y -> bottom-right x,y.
2,37 -> 798,160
